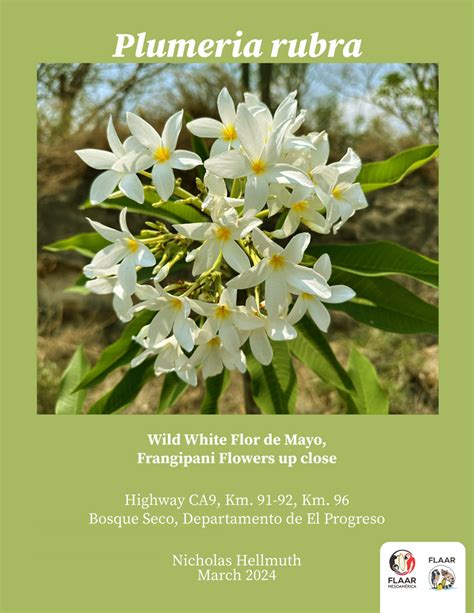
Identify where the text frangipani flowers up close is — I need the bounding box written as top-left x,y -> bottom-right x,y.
76,89 -> 368,385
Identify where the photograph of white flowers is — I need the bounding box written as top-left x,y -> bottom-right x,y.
38,63 -> 439,414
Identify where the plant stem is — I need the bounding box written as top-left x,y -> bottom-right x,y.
243,372 -> 260,414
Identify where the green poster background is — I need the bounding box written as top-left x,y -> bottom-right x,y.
0,0 -> 472,611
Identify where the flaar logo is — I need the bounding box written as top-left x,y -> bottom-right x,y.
389,550 -> 416,575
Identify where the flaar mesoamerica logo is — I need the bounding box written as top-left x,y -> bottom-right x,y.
389,550 -> 416,575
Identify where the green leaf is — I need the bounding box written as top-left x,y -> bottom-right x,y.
246,342 -> 297,414
44,233 -> 108,257
201,370 -> 230,414
55,346 -> 90,414
76,311 -> 153,390
158,373 -> 188,413
80,187 -> 207,223
305,241 -> 438,287
88,359 -> 155,414
290,316 -> 355,394
347,347 -> 389,414
358,144 -> 438,192
328,270 -> 438,335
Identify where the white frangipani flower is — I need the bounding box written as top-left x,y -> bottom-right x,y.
133,281 -> 197,352
113,111 -> 202,201
84,208 -> 155,294
75,117 -> 145,204
312,148 -> 368,232
238,296 -> 297,365
288,254 -> 355,331
189,288 -> 261,351
132,334 -> 197,386
205,104 -> 313,213
174,205 -> 261,275
189,321 -> 246,379
271,185 -> 329,239
187,87 -> 239,156
228,229 -> 331,317
84,265 -> 133,323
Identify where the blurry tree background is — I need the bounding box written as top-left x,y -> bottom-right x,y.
38,63 -> 439,414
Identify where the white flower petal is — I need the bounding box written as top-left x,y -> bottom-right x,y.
331,148 -> 361,183
113,292 -> 133,322
117,254 -> 137,295
148,308 -> 174,344
290,265 -> 331,299
245,175 -> 268,212
152,164 -> 175,201
75,149 -> 116,170
287,296 -> 307,324
162,110 -> 183,152
252,227 -> 281,258
87,242 -> 128,273
173,222 -> 214,241
126,112 -> 161,150
308,300 -> 331,332
265,273 -> 289,317
313,254 -> 332,281
227,259 -> 268,289
219,320 -> 240,351
87,217 -> 124,242
118,174 -> 144,204
170,149 -> 202,170
192,239 -> 220,276
325,285 -> 355,304
217,87 -> 236,125
187,117 -> 223,138
283,232 -> 310,264
249,328 -> 273,365
235,104 -> 264,160
267,317 -> 297,341
222,240 -> 250,273
136,244 -> 156,267
173,317 -> 196,352
107,116 -> 125,158
90,170 -> 121,204
205,150 -> 249,179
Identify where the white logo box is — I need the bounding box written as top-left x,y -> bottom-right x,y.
380,542 -> 466,613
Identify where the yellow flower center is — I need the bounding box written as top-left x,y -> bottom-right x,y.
170,298 -> 183,311
126,238 -> 139,253
214,225 -> 232,242
251,159 -> 267,175
215,305 -> 231,320
301,292 -> 314,300
291,200 -> 308,213
153,146 -> 170,163
208,336 -> 221,347
332,185 -> 345,200
268,253 -> 286,270
221,124 -> 237,141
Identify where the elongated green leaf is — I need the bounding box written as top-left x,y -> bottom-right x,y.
201,370 -> 230,414
347,347 -> 389,414
55,346 -> 90,414
358,144 -> 438,192
305,241 -> 438,287
44,233 -> 108,258
246,342 -> 297,414
328,270 -> 438,334
88,359 -> 155,414
290,316 -> 355,394
158,373 -> 188,413
76,311 -> 153,390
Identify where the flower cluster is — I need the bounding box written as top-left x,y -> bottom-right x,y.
76,89 -> 367,386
